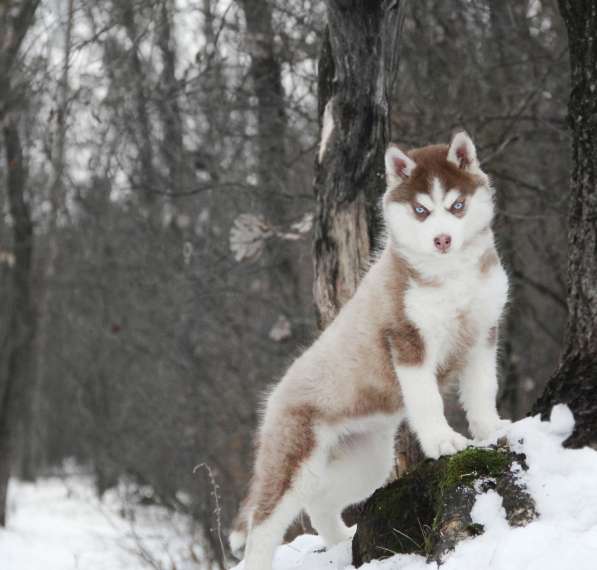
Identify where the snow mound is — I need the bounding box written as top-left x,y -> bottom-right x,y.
233,406 -> 597,570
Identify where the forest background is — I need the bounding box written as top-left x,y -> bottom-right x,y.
0,0 -> 572,567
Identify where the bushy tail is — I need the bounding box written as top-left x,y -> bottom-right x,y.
229,499 -> 250,554
229,526 -> 247,554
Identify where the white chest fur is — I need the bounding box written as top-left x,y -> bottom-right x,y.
403,259 -> 508,368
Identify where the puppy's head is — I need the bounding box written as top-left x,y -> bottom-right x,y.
383,132 -> 493,258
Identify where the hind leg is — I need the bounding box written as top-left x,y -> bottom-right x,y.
306,421 -> 400,547
307,504 -> 352,547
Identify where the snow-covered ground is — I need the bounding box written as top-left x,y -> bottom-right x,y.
0,469 -> 206,570
233,405 -> 597,570
3,407 -> 597,570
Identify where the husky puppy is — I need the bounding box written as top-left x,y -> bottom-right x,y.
231,132 -> 510,570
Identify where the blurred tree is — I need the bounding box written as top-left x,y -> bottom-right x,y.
238,0 -> 307,343
0,0 -> 40,526
23,0 -> 76,483
313,0 -> 403,327
533,0 -> 597,447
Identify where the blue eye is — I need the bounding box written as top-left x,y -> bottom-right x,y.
453,201 -> 464,210
414,205 -> 427,215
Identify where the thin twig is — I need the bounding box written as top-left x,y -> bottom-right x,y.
193,462 -> 227,565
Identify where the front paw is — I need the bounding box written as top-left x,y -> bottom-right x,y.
469,417 -> 511,441
419,428 -> 471,460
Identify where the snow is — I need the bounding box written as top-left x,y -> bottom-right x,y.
0,471 -> 205,570
233,405 -> 597,570
2,407 -> 596,570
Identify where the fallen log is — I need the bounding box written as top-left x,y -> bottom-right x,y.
352,439 -> 537,566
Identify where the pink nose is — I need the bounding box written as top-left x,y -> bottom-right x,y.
434,234 -> 452,253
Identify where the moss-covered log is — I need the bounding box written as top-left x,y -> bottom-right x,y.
352,441 -> 537,566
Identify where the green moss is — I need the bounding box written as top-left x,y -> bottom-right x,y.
354,446 -> 514,564
428,448 -> 511,556
442,447 -> 510,490
356,459 -> 440,557
467,523 -> 485,537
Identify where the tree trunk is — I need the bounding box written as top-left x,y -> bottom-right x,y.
313,0 -> 404,328
157,0 -> 187,195
238,0 -> 305,326
238,0 -> 288,218
532,0 -> 597,448
21,0 -> 75,483
0,0 -> 39,527
0,118 -> 36,526
120,3 -> 158,215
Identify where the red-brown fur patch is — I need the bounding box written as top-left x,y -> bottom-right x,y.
385,144 -> 484,204
436,311 -> 477,385
251,406 -> 316,525
480,249 -> 499,274
385,323 -> 425,366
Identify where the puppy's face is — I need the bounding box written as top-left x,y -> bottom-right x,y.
383,132 -> 493,258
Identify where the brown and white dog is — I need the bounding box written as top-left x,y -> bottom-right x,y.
230,132 -> 510,570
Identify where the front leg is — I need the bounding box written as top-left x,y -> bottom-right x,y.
395,363 -> 470,459
459,334 -> 510,441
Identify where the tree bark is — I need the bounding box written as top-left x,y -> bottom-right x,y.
238,0 -> 287,218
0,118 -> 36,526
0,0 -> 39,526
22,0 -> 75,483
120,3 -> 158,214
0,1 -> 40,107
157,0 -> 187,195
532,0 -> 597,448
237,0 -> 306,323
313,0 -> 404,328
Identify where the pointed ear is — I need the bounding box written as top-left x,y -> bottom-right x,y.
447,131 -> 479,171
385,145 -> 416,186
